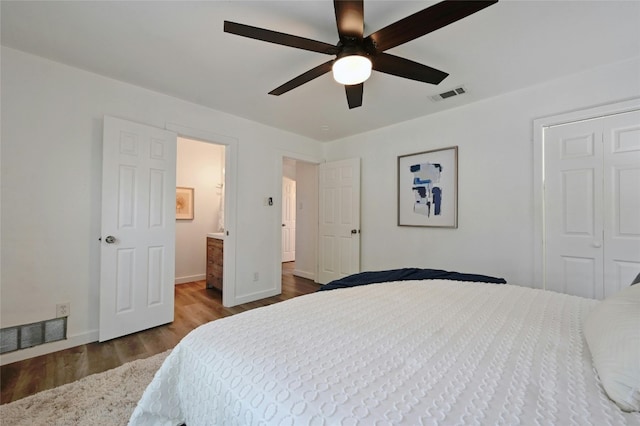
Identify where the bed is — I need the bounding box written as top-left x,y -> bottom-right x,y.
129,273 -> 640,425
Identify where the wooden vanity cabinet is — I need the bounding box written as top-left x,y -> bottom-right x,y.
206,237 -> 223,291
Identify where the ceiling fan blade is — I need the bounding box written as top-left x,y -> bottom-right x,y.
373,53 -> 448,85
269,60 -> 334,96
345,83 -> 363,109
334,0 -> 364,41
224,21 -> 339,55
365,0 -> 498,52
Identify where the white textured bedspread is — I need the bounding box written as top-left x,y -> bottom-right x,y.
129,280 -> 640,425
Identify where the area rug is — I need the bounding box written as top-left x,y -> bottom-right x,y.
0,350 -> 170,426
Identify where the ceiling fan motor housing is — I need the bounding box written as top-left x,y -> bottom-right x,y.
336,38 -> 373,61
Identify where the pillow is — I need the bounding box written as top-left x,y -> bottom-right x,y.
583,285 -> 640,411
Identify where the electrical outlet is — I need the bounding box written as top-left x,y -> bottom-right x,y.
56,302 -> 70,318
253,272 -> 259,282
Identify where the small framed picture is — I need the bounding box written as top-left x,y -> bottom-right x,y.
176,187 -> 194,220
398,146 -> 458,228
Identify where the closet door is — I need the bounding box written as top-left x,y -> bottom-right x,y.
544,110 -> 640,299
544,120 -> 604,298
602,110 -> 640,296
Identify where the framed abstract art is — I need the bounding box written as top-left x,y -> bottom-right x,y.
397,146 -> 458,228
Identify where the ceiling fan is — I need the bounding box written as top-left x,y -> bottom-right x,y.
224,0 -> 497,109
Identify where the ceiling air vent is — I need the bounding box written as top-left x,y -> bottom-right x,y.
430,86 -> 467,102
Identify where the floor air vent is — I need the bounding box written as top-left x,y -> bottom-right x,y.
0,317 -> 67,354
430,86 -> 467,102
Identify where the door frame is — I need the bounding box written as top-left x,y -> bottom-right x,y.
275,151 -> 322,288
532,98 -> 640,290
167,122 -> 238,307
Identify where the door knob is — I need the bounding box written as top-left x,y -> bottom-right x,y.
592,241 -> 602,248
105,236 -> 116,244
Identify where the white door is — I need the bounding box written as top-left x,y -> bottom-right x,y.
544,110 -> 640,298
318,158 -> 361,284
282,177 -> 296,262
544,119 -> 604,298
602,110 -> 640,295
99,116 -> 177,341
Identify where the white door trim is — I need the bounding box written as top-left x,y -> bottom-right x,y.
532,98 -> 640,290
165,122 -> 239,307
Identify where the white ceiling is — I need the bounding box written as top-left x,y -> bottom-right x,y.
2,1 -> 639,142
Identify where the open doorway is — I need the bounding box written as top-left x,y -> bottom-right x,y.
175,137 -> 225,287
281,156 -> 319,283
166,123 -> 238,307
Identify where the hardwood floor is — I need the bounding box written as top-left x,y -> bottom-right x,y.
0,262 -> 319,404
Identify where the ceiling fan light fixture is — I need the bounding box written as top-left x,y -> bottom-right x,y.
332,54 -> 372,85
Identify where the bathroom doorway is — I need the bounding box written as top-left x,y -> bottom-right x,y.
175,137 -> 226,288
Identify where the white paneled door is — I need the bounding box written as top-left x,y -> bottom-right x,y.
318,158 -> 360,284
282,177 -> 296,263
544,110 -> 640,298
602,111 -> 640,295
99,116 -> 177,341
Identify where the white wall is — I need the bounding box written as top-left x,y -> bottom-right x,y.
175,137 -> 225,284
0,47 -> 322,363
324,57 -> 640,287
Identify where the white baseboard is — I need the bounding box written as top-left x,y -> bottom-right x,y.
293,269 -> 316,281
230,287 -> 280,306
175,273 -> 206,285
0,329 -> 98,366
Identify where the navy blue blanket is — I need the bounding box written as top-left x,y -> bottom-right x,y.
318,268 -> 506,291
